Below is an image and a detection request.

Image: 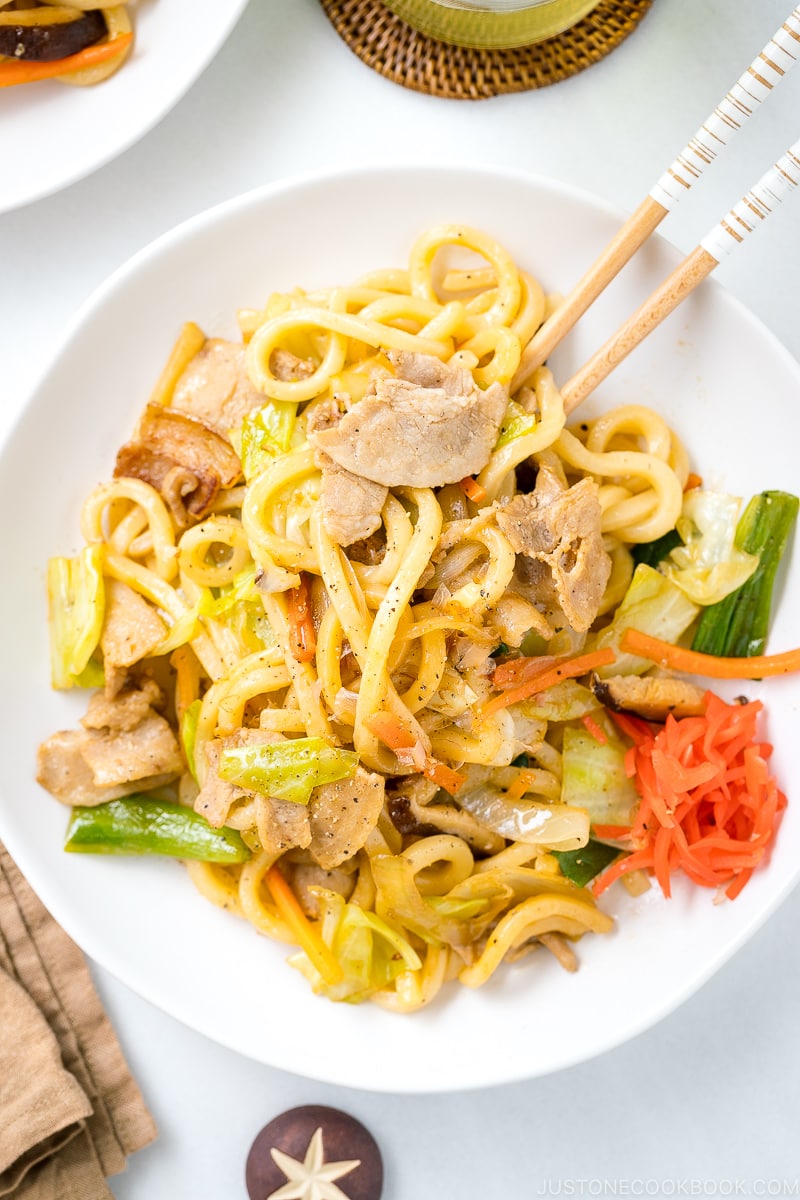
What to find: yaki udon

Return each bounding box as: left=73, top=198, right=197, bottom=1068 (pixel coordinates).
left=36, top=224, right=794, bottom=1009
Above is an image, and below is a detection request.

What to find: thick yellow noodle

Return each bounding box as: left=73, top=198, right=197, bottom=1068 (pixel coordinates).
left=59, top=223, right=691, bottom=1011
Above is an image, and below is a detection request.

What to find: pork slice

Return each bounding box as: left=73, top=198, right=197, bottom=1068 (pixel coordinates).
left=194, top=737, right=248, bottom=829
left=308, top=351, right=507, bottom=488
left=269, top=348, right=315, bottom=383
left=497, top=466, right=611, bottom=633
left=172, top=338, right=264, bottom=437
left=79, top=714, right=183, bottom=788
left=316, top=450, right=387, bottom=547
left=194, top=729, right=311, bottom=855
left=100, top=580, right=167, bottom=672
left=255, top=793, right=312, bottom=856
left=115, top=405, right=243, bottom=525
left=82, top=679, right=163, bottom=733
left=286, top=861, right=356, bottom=920
left=307, top=766, right=385, bottom=870
left=36, top=730, right=178, bottom=808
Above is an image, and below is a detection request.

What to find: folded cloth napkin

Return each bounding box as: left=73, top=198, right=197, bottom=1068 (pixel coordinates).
left=0, top=842, right=157, bottom=1198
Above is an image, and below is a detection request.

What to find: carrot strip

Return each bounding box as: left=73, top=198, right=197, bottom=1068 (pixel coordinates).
left=608, top=709, right=653, bottom=746
left=592, top=825, right=632, bottom=840
left=481, top=646, right=616, bottom=717
left=366, top=710, right=415, bottom=750
left=582, top=713, right=608, bottom=744
left=592, top=848, right=654, bottom=896
left=459, top=476, right=488, bottom=504
left=265, top=865, right=343, bottom=986
left=170, top=645, right=201, bottom=722
left=492, top=654, right=558, bottom=690
left=0, top=33, right=133, bottom=87
left=502, top=768, right=542, bottom=804
left=424, top=760, right=467, bottom=794
left=684, top=473, right=703, bottom=491
left=286, top=574, right=317, bottom=663
left=365, top=711, right=465, bottom=794
left=620, top=628, right=800, bottom=679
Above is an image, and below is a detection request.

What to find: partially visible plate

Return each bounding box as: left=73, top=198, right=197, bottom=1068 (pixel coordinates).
left=0, top=0, right=249, bottom=215
left=0, top=166, right=798, bottom=1092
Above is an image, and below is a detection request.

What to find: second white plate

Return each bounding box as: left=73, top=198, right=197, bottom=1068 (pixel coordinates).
left=0, top=0, right=249, bottom=215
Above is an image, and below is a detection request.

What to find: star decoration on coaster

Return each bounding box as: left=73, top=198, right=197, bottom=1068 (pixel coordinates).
left=266, top=1126, right=360, bottom=1200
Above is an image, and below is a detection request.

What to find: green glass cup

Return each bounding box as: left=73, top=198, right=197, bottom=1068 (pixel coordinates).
left=382, top=0, right=603, bottom=49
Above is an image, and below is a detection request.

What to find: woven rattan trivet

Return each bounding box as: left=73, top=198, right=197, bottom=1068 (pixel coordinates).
left=319, top=0, right=654, bottom=99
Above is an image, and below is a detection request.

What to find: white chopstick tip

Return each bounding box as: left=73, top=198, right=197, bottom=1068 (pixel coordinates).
left=701, top=138, right=800, bottom=262
left=649, top=8, right=800, bottom=212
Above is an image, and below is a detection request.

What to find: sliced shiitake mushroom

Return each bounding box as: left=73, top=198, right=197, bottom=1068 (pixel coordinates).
left=591, top=672, right=707, bottom=722
left=0, top=7, right=106, bottom=62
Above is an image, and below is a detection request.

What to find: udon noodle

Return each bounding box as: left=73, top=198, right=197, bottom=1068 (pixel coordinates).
left=38, top=224, right=696, bottom=1010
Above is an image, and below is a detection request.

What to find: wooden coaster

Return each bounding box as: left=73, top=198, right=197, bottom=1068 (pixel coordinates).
left=319, top=0, right=655, bottom=99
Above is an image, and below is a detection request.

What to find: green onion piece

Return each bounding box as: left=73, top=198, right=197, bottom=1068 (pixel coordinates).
left=47, top=546, right=106, bottom=690
left=553, top=839, right=621, bottom=888
left=64, top=797, right=251, bottom=863
left=495, top=399, right=538, bottom=448
left=217, top=736, right=358, bottom=805
left=691, top=490, right=799, bottom=657
left=632, top=527, right=682, bottom=568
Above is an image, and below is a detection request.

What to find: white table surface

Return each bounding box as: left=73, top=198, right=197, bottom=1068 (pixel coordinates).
left=2, top=1, right=800, bottom=1196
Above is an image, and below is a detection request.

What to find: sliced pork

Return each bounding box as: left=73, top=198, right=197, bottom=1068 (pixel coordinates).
left=497, top=464, right=611, bottom=633
left=317, top=451, right=387, bottom=547
left=100, top=580, right=167, bottom=674
left=308, top=351, right=507, bottom=488
left=36, top=683, right=182, bottom=807
left=172, top=339, right=265, bottom=437
left=114, top=404, right=243, bottom=526
left=307, top=766, right=385, bottom=869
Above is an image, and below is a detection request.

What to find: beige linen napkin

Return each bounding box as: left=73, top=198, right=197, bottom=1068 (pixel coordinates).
left=0, top=842, right=157, bottom=1198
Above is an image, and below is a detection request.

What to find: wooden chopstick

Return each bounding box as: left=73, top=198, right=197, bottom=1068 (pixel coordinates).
left=559, top=137, right=800, bottom=414
left=512, top=5, right=800, bottom=393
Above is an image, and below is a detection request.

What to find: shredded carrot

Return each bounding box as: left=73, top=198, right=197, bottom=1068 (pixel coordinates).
left=504, top=768, right=541, bottom=804
left=265, top=864, right=343, bottom=986
left=366, top=711, right=466, bottom=794
left=492, top=654, right=558, bottom=690
left=593, top=691, right=786, bottom=902
left=366, top=711, right=416, bottom=751
left=424, top=760, right=467, bottom=794
left=581, top=713, right=608, bottom=744
left=607, top=709, right=654, bottom=746
left=620, top=628, right=800, bottom=679
left=592, top=825, right=632, bottom=841
left=481, top=646, right=616, bottom=717
left=170, top=645, right=201, bottom=722
left=286, top=573, right=317, bottom=663
left=0, top=33, right=133, bottom=87
left=459, top=476, right=488, bottom=504
left=684, top=473, right=703, bottom=492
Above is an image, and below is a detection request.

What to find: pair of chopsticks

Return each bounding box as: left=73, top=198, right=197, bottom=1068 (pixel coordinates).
left=512, top=6, right=800, bottom=413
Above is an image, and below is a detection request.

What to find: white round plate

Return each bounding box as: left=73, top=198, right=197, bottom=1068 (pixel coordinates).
left=1, top=166, right=798, bottom=1093
left=0, top=0, right=249, bottom=215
